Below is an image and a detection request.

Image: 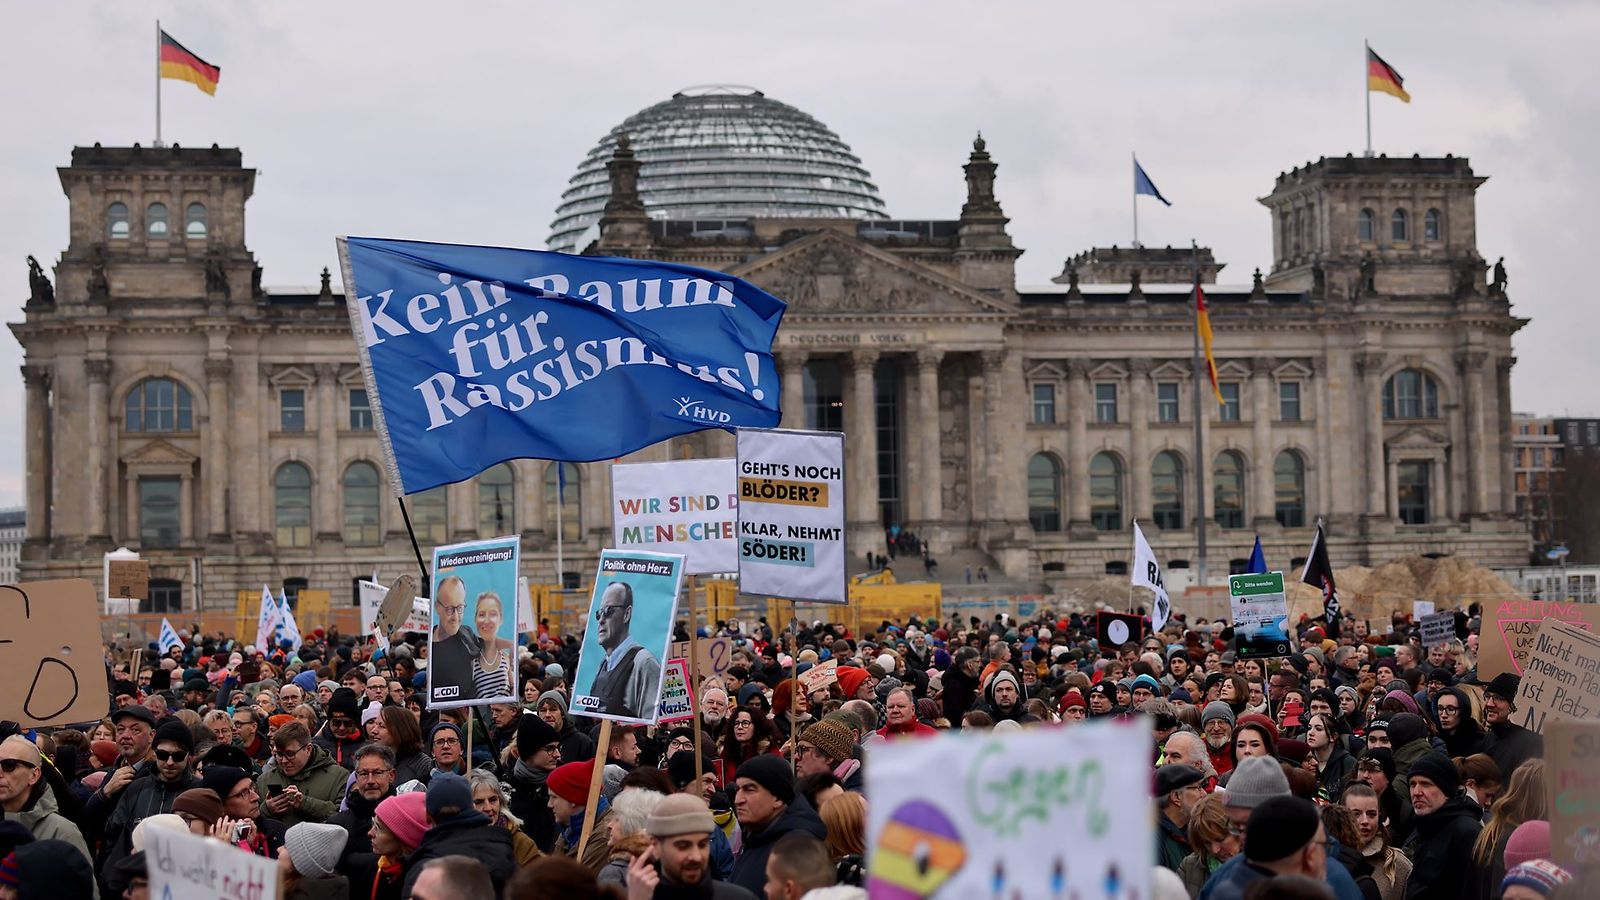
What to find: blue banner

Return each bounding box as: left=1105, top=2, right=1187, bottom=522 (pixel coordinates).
left=339, top=237, right=786, bottom=495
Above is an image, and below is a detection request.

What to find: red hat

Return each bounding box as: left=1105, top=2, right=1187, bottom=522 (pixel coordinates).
left=548, top=759, right=595, bottom=805
left=836, top=667, right=870, bottom=699
left=268, top=714, right=296, bottom=729
left=90, top=740, right=120, bottom=767
left=1059, top=689, right=1086, bottom=714
left=1236, top=712, right=1280, bottom=743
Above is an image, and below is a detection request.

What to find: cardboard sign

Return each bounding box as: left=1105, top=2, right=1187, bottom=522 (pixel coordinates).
left=1545, top=718, right=1600, bottom=871
left=358, top=579, right=431, bottom=649
left=107, top=559, right=150, bottom=601
left=612, top=458, right=738, bottom=575
left=658, top=658, right=695, bottom=723
left=147, top=823, right=278, bottom=900
left=1, top=580, right=112, bottom=727
left=735, top=428, right=847, bottom=603
left=1513, top=618, right=1600, bottom=734
left=570, top=549, right=685, bottom=725
left=1096, top=611, right=1144, bottom=648
left=1480, top=599, right=1600, bottom=680
left=1420, top=611, right=1455, bottom=649
left=799, top=659, right=839, bottom=694
left=374, top=574, right=421, bottom=638
left=1230, top=572, right=1293, bottom=659
left=865, top=716, right=1150, bottom=899
left=668, top=637, right=735, bottom=686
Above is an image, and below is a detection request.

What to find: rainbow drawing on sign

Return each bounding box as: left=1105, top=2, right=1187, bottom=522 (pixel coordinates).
left=869, top=800, right=966, bottom=899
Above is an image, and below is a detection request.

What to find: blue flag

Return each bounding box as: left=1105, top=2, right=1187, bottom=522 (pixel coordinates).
left=340, top=237, right=786, bottom=495
left=1134, top=158, right=1172, bottom=206
left=1248, top=536, right=1267, bottom=574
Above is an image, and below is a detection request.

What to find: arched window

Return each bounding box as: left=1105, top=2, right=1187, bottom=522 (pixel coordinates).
left=342, top=462, right=380, bottom=545
left=1213, top=451, right=1246, bottom=529
left=146, top=203, right=169, bottom=237
left=479, top=463, right=516, bottom=536
left=108, top=202, right=130, bottom=239
left=1357, top=208, right=1374, bottom=242
left=1382, top=369, right=1439, bottom=419
left=274, top=463, right=312, bottom=547
left=124, top=378, right=194, bottom=432
left=185, top=202, right=208, bottom=238
left=1392, top=208, right=1409, bottom=241
left=1274, top=451, right=1307, bottom=528
left=1152, top=451, right=1185, bottom=531
left=1027, top=454, right=1062, bottom=532
left=1424, top=208, right=1441, bottom=241
left=1089, top=453, right=1123, bottom=532
left=410, top=486, right=448, bottom=545
left=545, top=463, right=582, bottom=542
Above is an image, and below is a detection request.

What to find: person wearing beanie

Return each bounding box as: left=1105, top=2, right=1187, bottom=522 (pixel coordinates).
left=620, top=794, right=755, bottom=899
left=536, top=690, right=597, bottom=765
left=361, top=790, right=428, bottom=900
left=1244, top=796, right=1326, bottom=875
left=1500, top=859, right=1572, bottom=900
left=1222, top=716, right=1278, bottom=785
left=505, top=711, right=563, bottom=856
left=797, top=718, right=863, bottom=793
left=310, top=686, right=365, bottom=769
left=545, top=759, right=614, bottom=874
left=1059, top=688, right=1089, bottom=722
left=941, top=647, right=983, bottom=726
left=1502, top=819, right=1552, bottom=872
left=278, top=821, right=349, bottom=899
left=1483, top=672, right=1544, bottom=780
left=1201, top=701, right=1238, bottom=777
left=205, top=764, right=286, bottom=858
left=96, top=715, right=202, bottom=878
left=401, top=771, right=515, bottom=896
left=172, top=787, right=225, bottom=834
left=834, top=667, right=872, bottom=704
left=1404, top=751, right=1482, bottom=900
left=726, top=754, right=825, bottom=897
left=4, top=838, right=95, bottom=900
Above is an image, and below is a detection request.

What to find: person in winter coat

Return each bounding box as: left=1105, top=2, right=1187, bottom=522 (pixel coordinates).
left=2, top=838, right=96, bottom=900
left=536, top=690, right=597, bottom=763
left=310, top=688, right=367, bottom=771
left=505, top=712, right=563, bottom=853
left=258, top=722, right=351, bottom=826
left=625, top=794, right=757, bottom=899
left=1401, top=752, right=1483, bottom=900
left=978, top=668, right=1038, bottom=724
left=0, top=736, right=92, bottom=866
left=372, top=706, right=432, bottom=786
left=876, top=686, right=938, bottom=739
left=326, top=744, right=395, bottom=865
left=1306, top=713, right=1357, bottom=803
left=1155, top=764, right=1206, bottom=871
left=468, top=769, right=542, bottom=868
left=1434, top=688, right=1489, bottom=758
left=347, top=791, right=428, bottom=900
left=548, top=759, right=614, bottom=873
left=725, top=755, right=827, bottom=896
left=401, top=772, right=516, bottom=896
left=941, top=648, right=983, bottom=726
left=278, top=822, right=351, bottom=900
left=595, top=786, right=663, bottom=889
left=98, top=719, right=201, bottom=881
left=1482, top=674, right=1543, bottom=781
left=794, top=719, right=864, bottom=794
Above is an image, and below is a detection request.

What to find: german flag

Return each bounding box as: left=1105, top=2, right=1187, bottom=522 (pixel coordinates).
left=1196, top=284, right=1224, bottom=405
left=160, top=30, right=220, bottom=96
left=1367, top=46, right=1409, bottom=103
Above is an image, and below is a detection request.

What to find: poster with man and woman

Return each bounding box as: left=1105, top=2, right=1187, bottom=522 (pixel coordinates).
left=427, top=535, right=521, bottom=708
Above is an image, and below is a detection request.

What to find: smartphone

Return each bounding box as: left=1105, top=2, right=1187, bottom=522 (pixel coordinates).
left=231, top=821, right=253, bottom=842
left=267, top=784, right=285, bottom=797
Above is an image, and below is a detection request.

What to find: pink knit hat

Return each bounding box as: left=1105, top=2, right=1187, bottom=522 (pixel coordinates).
left=375, top=792, right=429, bottom=849
left=1503, top=819, right=1551, bottom=871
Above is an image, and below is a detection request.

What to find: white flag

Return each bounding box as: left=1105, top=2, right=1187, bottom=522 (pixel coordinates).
left=1131, top=521, right=1172, bottom=632
left=158, top=618, right=184, bottom=656
left=278, top=590, right=302, bottom=650
left=253, top=584, right=280, bottom=650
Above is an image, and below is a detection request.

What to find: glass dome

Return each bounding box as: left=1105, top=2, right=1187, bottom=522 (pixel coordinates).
left=547, top=85, right=888, bottom=253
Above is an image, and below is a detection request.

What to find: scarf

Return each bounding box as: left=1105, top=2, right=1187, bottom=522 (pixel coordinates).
left=513, top=757, right=549, bottom=787
left=371, top=856, right=404, bottom=900
left=560, top=795, right=611, bottom=848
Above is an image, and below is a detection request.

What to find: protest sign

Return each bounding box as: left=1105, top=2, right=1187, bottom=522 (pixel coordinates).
left=1, top=580, right=109, bottom=727
left=1230, top=572, right=1293, bottom=659
left=1096, top=611, right=1144, bottom=648
left=670, top=635, right=734, bottom=683
left=517, top=576, right=535, bottom=635
left=1545, top=718, right=1600, bottom=871
left=799, top=659, right=838, bottom=694
left=1513, top=618, right=1600, bottom=734
left=1420, top=611, right=1455, bottom=649
left=735, top=428, right=847, bottom=603
left=571, top=549, right=685, bottom=724
left=1132, top=522, right=1172, bottom=632
left=107, top=559, right=150, bottom=602
left=865, top=716, right=1149, bottom=900
left=1413, top=600, right=1435, bottom=618
left=147, top=823, right=277, bottom=900
left=1481, top=598, right=1600, bottom=680
left=658, top=658, right=695, bottom=724
left=612, top=458, right=738, bottom=575
left=338, top=237, right=785, bottom=495
left=372, top=573, right=420, bottom=640
left=428, top=536, right=521, bottom=708
left=359, top=580, right=431, bottom=650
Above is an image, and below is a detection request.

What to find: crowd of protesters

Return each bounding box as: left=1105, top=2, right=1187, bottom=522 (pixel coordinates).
left=0, top=599, right=1580, bottom=900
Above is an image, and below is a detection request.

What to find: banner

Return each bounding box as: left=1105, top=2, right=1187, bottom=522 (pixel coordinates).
left=1512, top=618, right=1600, bottom=734
left=1419, top=611, right=1455, bottom=649
left=1, top=580, right=111, bottom=727
left=735, top=428, right=847, bottom=603
left=338, top=237, right=785, bottom=495
left=1545, top=719, right=1600, bottom=872
left=253, top=584, right=279, bottom=650
left=147, top=824, right=278, bottom=900
left=611, top=458, right=738, bottom=575
left=1096, top=611, right=1144, bottom=648
left=1230, top=571, right=1292, bottom=659
left=865, top=717, right=1150, bottom=899
left=570, top=549, right=685, bottom=725
left=799, top=659, right=838, bottom=695
left=158, top=618, right=183, bottom=655
left=1480, top=598, right=1600, bottom=680
left=277, top=591, right=301, bottom=649
left=428, top=535, right=522, bottom=708
left=1131, top=522, right=1171, bottom=632
left=658, top=658, right=695, bottom=724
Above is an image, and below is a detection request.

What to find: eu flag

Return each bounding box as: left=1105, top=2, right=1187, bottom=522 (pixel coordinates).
left=1134, top=158, right=1172, bottom=206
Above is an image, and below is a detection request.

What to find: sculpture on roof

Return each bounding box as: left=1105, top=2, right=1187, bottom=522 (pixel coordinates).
left=86, top=243, right=109, bottom=301
left=205, top=254, right=230, bottom=298
left=1491, top=257, right=1507, bottom=295
left=26, top=255, right=53, bottom=307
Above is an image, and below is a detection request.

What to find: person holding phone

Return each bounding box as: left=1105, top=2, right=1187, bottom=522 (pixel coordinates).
left=201, top=765, right=286, bottom=858
left=626, top=794, right=756, bottom=900
left=256, top=722, right=350, bottom=827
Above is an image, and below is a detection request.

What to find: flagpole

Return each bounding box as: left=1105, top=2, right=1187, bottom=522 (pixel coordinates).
left=555, top=466, right=565, bottom=590
left=1363, top=39, right=1373, bottom=158
left=1191, top=247, right=1207, bottom=588
left=1131, top=153, right=1140, bottom=248
left=154, top=20, right=163, bottom=147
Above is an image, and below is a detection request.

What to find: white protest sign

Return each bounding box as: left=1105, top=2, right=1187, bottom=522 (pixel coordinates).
left=612, top=458, right=738, bottom=575
left=865, top=717, right=1150, bottom=899
left=517, top=576, right=535, bottom=635
left=799, top=659, right=838, bottom=694
left=1413, top=600, right=1436, bottom=618
left=147, top=824, right=278, bottom=899
left=1420, top=611, right=1455, bottom=649
left=735, top=428, right=847, bottom=603
left=358, top=580, right=430, bottom=649
left=659, top=658, right=695, bottom=723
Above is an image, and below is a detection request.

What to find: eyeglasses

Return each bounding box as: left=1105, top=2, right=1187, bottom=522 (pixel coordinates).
left=330, top=717, right=356, bottom=728
left=668, top=738, right=694, bottom=750
left=438, top=604, right=465, bottom=615
left=154, top=748, right=189, bottom=763
left=274, top=744, right=308, bottom=760
left=595, top=605, right=628, bottom=621
left=231, top=719, right=252, bottom=727
left=1437, top=705, right=1460, bottom=714
left=0, top=759, right=38, bottom=773
left=227, top=784, right=258, bottom=800
left=433, top=737, right=461, bottom=747
left=355, top=768, right=393, bottom=779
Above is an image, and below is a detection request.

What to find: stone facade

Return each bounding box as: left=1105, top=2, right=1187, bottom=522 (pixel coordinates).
left=11, top=141, right=1529, bottom=610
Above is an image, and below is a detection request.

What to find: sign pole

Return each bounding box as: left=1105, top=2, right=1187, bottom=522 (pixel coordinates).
left=789, top=600, right=800, bottom=775
left=576, top=719, right=612, bottom=860
left=687, top=574, right=703, bottom=769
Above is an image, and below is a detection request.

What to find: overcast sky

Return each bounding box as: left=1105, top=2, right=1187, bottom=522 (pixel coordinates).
left=3, top=2, right=1596, bottom=510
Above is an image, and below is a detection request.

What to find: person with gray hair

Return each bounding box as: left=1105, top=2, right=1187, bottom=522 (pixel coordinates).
left=838, top=700, right=877, bottom=745
left=411, top=854, right=497, bottom=900
left=597, top=786, right=667, bottom=887
left=466, top=769, right=539, bottom=867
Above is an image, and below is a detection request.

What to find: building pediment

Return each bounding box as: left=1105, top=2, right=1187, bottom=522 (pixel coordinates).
left=729, top=230, right=1016, bottom=317
left=121, top=438, right=199, bottom=467
left=1386, top=424, right=1450, bottom=450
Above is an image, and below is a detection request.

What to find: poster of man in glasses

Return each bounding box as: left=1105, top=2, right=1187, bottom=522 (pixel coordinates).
left=427, top=535, right=521, bottom=708
left=569, top=549, right=684, bottom=724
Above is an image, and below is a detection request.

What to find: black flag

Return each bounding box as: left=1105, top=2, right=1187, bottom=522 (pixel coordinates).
left=1300, top=523, right=1341, bottom=633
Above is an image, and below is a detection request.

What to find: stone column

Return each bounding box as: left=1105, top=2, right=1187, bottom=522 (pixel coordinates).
left=205, top=358, right=232, bottom=540
left=779, top=351, right=808, bottom=431
left=1497, top=357, right=1516, bottom=515
left=914, top=349, right=944, bottom=527
left=1250, top=358, right=1277, bottom=528
left=179, top=472, right=194, bottom=543
left=1356, top=352, right=1388, bottom=518
left=86, top=358, right=111, bottom=539
left=448, top=480, right=476, bottom=541
left=842, top=350, right=880, bottom=530
left=22, top=365, right=51, bottom=542
left=314, top=365, right=341, bottom=541
left=1066, top=359, right=1091, bottom=528
left=981, top=351, right=1009, bottom=529
left=1128, top=360, right=1152, bottom=525
left=1456, top=351, right=1489, bottom=517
